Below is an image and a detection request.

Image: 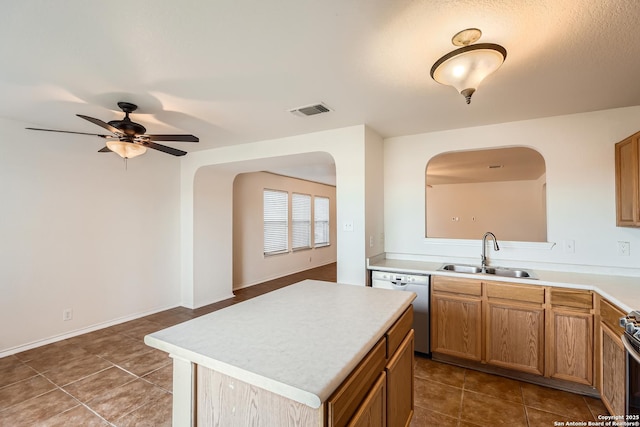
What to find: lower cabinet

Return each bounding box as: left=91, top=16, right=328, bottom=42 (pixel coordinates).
left=431, top=277, right=604, bottom=388
left=385, top=329, right=414, bottom=427
left=548, top=289, right=594, bottom=385
left=598, top=297, right=627, bottom=416
left=328, top=306, right=414, bottom=427
left=485, top=282, right=545, bottom=375
left=485, top=300, right=545, bottom=375
left=348, top=373, right=386, bottom=427
left=431, top=276, right=482, bottom=361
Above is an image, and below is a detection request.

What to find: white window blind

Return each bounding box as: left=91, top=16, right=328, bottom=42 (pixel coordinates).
left=292, top=193, right=311, bottom=250
left=264, top=189, right=288, bottom=255
left=314, top=196, right=330, bottom=246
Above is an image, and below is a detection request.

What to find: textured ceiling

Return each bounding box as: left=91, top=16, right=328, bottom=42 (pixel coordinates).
left=2, top=0, right=640, bottom=157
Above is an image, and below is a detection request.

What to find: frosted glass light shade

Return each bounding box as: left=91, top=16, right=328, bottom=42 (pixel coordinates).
left=431, top=43, right=507, bottom=104
left=106, top=140, right=147, bottom=159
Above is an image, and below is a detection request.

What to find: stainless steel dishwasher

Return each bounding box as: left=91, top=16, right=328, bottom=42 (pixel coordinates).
left=371, top=270, right=430, bottom=355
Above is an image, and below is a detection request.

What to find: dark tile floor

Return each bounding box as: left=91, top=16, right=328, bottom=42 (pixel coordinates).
left=0, top=263, right=609, bottom=426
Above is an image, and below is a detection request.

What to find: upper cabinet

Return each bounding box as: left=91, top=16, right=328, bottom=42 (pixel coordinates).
left=615, top=132, right=640, bottom=227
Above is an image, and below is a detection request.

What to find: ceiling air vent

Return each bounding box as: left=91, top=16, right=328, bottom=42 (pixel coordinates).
left=289, top=102, right=332, bottom=117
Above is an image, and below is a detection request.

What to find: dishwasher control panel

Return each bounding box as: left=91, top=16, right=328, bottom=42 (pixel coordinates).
left=371, top=270, right=429, bottom=285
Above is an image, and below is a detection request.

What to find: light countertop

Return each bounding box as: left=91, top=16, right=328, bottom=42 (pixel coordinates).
left=368, top=258, right=640, bottom=313
left=144, top=280, right=415, bottom=409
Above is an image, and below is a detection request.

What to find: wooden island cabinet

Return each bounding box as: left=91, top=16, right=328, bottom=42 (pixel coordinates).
left=146, top=280, right=416, bottom=427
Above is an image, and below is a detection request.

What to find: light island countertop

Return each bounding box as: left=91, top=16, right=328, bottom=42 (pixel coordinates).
left=368, top=258, right=640, bottom=313
left=144, top=280, right=415, bottom=409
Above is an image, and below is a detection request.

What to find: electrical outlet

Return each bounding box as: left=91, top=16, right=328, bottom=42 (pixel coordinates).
left=343, top=221, right=354, bottom=232
left=369, top=235, right=374, bottom=248
left=62, top=309, right=73, bottom=321
left=618, top=241, right=630, bottom=256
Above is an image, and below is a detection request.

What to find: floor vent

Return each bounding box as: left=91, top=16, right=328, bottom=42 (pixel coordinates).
left=289, top=103, right=332, bottom=117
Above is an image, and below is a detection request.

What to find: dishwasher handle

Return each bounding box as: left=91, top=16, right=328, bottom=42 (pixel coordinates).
left=391, top=281, right=408, bottom=290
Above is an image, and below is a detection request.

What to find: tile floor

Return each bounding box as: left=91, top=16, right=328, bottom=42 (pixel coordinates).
left=410, top=357, right=609, bottom=426
left=0, top=264, right=609, bottom=426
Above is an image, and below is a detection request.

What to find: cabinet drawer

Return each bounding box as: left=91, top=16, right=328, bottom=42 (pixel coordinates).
left=550, top=288, right=593, bottom=310
left=485, top=282, right=544, bottom=304
left=386, top=306, right=413, bottom=359
left=327, top=338, right=386, bottom=427
left=600, top=298, right=626, bottom=333
left=432, top=276, right=482, bottom=296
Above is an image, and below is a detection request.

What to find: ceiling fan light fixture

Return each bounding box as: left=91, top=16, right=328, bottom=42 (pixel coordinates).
left=106, top=140, right=147, bottom=159
left=430, top=29, right=507, bottom=104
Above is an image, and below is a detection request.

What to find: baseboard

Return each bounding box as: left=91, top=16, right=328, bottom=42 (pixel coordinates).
left=0, top=303, right=181, bottom=358
left=234, top=261, right=337, bottom=290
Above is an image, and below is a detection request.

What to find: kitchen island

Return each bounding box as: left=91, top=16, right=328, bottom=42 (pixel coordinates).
left=145, top=279, right=416, bottom=426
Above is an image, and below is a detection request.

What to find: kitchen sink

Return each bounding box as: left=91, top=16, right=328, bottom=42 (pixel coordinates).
left=484, top=267, right=535, bottom=279
left=440, top=264, right=483, bottom=274
left=439, top=264, right=536, bottom=279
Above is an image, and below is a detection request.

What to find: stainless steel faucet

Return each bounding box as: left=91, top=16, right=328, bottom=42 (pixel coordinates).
left=481, top=232, right=500, bottom=272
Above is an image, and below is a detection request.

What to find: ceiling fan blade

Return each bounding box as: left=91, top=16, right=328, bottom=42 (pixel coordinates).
left=26, top=127, right=110, bottom=138
left=145, top=134, right=199, bottom=142
left=98, top=146, right=112, bottom=152
left=144, top=141, right=188, bottom=156
left=76, top=114, right=121, bottom=135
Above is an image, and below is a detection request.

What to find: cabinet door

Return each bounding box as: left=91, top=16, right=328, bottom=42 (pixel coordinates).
left=549, top=310, right=593, bottom=385
left=616, top=135, right=640, bottom=226
left=485, top=301, right=544, bottom=375
left=385, top=329, right=414, bottom=427
left=347, top=372, right=386, bottom=427
left=601, top=324, right=626, bottom=416
left=431, top=293, right=482, bottom=361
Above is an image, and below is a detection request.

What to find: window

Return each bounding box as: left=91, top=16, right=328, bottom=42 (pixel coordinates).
left=292, top=193, right=311, bottom=250
left=314, top=196, right=330, bottom=247
left=263, top=189, right=288, bottom=255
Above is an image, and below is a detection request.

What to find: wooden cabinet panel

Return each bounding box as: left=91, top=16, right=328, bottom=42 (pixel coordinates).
left=485, top=282, right=544, bottom=304
left=600, top=298, right=626, bottom=333
left=550, top=289, right=593, bottom=311
left=615, top=133, right=640, bottom=226
left=385, top=329, right=414, bottom=427
left=432, top=293, right=482, bottom=361
left=386, top=306, right=413, bottom=359
left=485, top=301, right=545, bottom=375
left=549, top=310, right=593, bottom=385
left=328, top=339, right=386, bottom=427
left=601, top=324, right=626, bottom=416
left=347, top=373, right=386, bottom=427
left=432, top=276, right=482, bottom=296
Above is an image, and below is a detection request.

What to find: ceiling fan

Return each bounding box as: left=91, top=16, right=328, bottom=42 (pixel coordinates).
left=26, top=102, right=199, bottom=158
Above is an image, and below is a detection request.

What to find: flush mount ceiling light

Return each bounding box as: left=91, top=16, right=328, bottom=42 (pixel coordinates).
left=430, top=28, right=507, bottom=104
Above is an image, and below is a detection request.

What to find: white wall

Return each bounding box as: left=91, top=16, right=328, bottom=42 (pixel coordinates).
left=365, top=127, right=385, bottom=259
left=232, top=172, right=337, bottom=289
left=193, top=167, right=236, bottom=305
left=181, top=126, right=372, bottom=309
left=384, top=106, right=640, bottom=275
left=0, top=118, right=182, bottom=355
